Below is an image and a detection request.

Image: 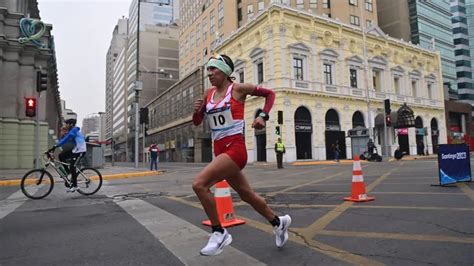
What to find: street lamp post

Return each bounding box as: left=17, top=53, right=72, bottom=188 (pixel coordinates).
left=360, top=4, right=372, bottom=140
left=134, top=81, right=143, bottom=168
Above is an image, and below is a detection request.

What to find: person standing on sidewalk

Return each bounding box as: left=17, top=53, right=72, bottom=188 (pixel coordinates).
left=274, top=138, right=286, bottom=169
left=192, top=54, right=291, bottom=256
left=149, top=143, right=159, bottom=171
left=333, top=140, right=340, bottom=162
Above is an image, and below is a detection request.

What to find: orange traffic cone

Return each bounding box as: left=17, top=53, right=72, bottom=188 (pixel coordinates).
left=202, top=180, right=246, bottom=227
left=344, top=155, right=375, bottom=202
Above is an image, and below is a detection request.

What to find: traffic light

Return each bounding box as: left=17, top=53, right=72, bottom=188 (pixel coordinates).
left=384, top=99, right=391, bottom=115
left=139, top=107, right=149, bottom=124
left=275, top=125, right=281, bottom=135
left=385, top=115, right=392, bottom=127
left=278, top=110, right=283, bottom=125
left=36, top=71, right=48, bottom=92
left=25, top=97, right=36, bottom=117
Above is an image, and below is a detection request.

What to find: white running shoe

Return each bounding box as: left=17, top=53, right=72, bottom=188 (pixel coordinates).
left=273, top=215, right=292, bottom=248
left=200, top=229, right=232, bottom=256
left=66, top=186, right=77, bottom=193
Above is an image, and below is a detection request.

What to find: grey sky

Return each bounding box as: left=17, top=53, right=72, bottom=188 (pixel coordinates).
left=38, top=0, right=131, bottom=127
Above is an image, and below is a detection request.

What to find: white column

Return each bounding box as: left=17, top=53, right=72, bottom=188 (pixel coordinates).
left=461, top=114, right=466, bottom=133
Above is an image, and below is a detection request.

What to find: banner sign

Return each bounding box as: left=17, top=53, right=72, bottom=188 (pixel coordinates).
left=295, top=123, right=313, bottom=132
left=438, top=144, right=471, bottom=185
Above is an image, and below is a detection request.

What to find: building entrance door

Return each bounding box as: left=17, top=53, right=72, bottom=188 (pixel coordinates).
left=294, top=107, right=312, bottom=160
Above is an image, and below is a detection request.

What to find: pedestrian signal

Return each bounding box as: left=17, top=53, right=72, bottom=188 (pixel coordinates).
left=25, top=97, right=36, bottom=117
left=386, top=115, right=392, bottom=127
left=275, top=125, right=281, bottom=135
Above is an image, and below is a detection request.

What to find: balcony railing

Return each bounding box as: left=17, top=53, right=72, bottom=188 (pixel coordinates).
left=283, top=78, right=443, bottom=108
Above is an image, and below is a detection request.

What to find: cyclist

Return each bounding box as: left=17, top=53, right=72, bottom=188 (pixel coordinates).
left=192, top=54, right=291, bottom=256
left=48, top=118, right=86, bottom=192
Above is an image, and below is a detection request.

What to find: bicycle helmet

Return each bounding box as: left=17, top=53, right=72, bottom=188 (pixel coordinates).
left=65, top=118, right=77, bottom=126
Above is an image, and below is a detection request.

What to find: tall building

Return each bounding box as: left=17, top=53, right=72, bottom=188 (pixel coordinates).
left=60, top=100, right=77, bottom=121
left=105, top=1, right=179, bottom=162
left=82, top=115, right=100, bottom=136
left=105, top=18, right=128, bottom=161
left=452, top=0, right=474, bottom=109
left=179, top=0, right=378, bottom=77
left=377, top=0, right=458, bottom=96
left=0, top=0, right=62, bottom=169
left=467, top=0, right=474, bottom=71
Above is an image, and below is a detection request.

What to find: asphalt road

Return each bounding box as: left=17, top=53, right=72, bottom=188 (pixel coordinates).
left=1, top=159, right=473, bottom=265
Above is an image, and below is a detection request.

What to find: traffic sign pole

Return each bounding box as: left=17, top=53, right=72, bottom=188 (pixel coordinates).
left=35, top=91, right=40, bottom=169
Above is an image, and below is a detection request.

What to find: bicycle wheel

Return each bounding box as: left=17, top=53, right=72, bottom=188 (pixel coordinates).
left=76, top=167, right=102, bottom=195
left=21, top=169, right=54, bottom=199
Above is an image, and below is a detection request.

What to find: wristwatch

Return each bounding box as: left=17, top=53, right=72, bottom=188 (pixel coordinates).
left=258, top=111, right=269, bottom=121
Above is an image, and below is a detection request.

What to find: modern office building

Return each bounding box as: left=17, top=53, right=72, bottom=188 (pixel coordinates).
left=467, top=0, right=474, bottom=71
left=82, top=115, right=100, bottom=136
left=105, top=1, right=179, bottom=162
left=144, top=67, right=209, bottom=163
left=377, top=0, right=458, bottom=96
left=105, top=18, right=128, bottom=161
left=179, top=0, right=379, bottom=78
left=451, top=0, right=474, bottom=109
left=60, top=100, right=77, bottom=121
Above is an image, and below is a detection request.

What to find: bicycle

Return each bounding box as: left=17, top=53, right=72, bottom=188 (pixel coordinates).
left=20, top=151, right=103, bottom=199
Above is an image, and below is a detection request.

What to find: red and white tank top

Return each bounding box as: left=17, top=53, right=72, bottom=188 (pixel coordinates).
left=205, top=83, right=245, bottom=141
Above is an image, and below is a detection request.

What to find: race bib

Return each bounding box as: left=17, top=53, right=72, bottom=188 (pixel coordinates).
left=207, top=106, right=234, bottom=131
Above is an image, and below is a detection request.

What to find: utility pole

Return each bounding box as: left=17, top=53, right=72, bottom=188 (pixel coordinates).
left=134, top=0, right=141, bottom=168
left=134, top=81, right=142, bottom=168
left=142, top=123, right=146, bottom=167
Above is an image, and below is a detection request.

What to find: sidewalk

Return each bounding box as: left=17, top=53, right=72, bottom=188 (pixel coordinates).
left=291, top=159, right=357, bottom=166
left=388, top=154, right=438, bottom=161
left=0, top=164, right=167, bottom=187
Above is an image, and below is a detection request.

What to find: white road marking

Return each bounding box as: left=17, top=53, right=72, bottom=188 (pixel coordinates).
left=115, top=197, right=266, bottom=266
left=0, top=189, right=35, bottom=220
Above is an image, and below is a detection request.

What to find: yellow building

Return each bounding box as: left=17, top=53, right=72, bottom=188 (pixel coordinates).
left=179, top=0, right=378, bottom=78
left=212, top=4, right=446, bottom=162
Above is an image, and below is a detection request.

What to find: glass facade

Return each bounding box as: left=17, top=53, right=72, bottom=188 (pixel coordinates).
left=452, top=0, right=474, bottom=105
left=408, top=0, right=458, bottom=92
left=466, top=0, right=474, bottom=85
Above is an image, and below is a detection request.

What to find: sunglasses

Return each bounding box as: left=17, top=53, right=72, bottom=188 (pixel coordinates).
left=209, top=54, right=227, bottom=64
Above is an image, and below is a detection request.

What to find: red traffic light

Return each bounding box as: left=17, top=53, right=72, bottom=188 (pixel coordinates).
left=25, top=97, right=36, bottom=117
left=385, top=115, right=392, bottom=127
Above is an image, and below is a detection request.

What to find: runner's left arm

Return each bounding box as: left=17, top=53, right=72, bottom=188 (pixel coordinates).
left=235, top=84, right=275, bottom=114
left=235, top=84, right=275, bottom=129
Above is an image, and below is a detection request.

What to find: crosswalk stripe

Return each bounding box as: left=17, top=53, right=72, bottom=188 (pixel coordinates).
left=0, top=189, right=33, bottom=220
left=115, top=198, right=266, bottom=266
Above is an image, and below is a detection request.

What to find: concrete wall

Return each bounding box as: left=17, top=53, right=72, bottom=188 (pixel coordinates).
left=0, top=118, right=51, bottom=169
left=0, top=2, right=62, bottom=169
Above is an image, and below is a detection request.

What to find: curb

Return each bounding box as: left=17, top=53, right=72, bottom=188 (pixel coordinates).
left=388, top=156, right=437, bottom=162
left=0, top=170, right=164, bottom=187
left=292, top=160, right=360, bottom=166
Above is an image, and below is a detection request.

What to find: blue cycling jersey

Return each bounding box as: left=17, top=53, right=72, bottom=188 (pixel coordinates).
left=56, top=127, right=87, bottom=153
